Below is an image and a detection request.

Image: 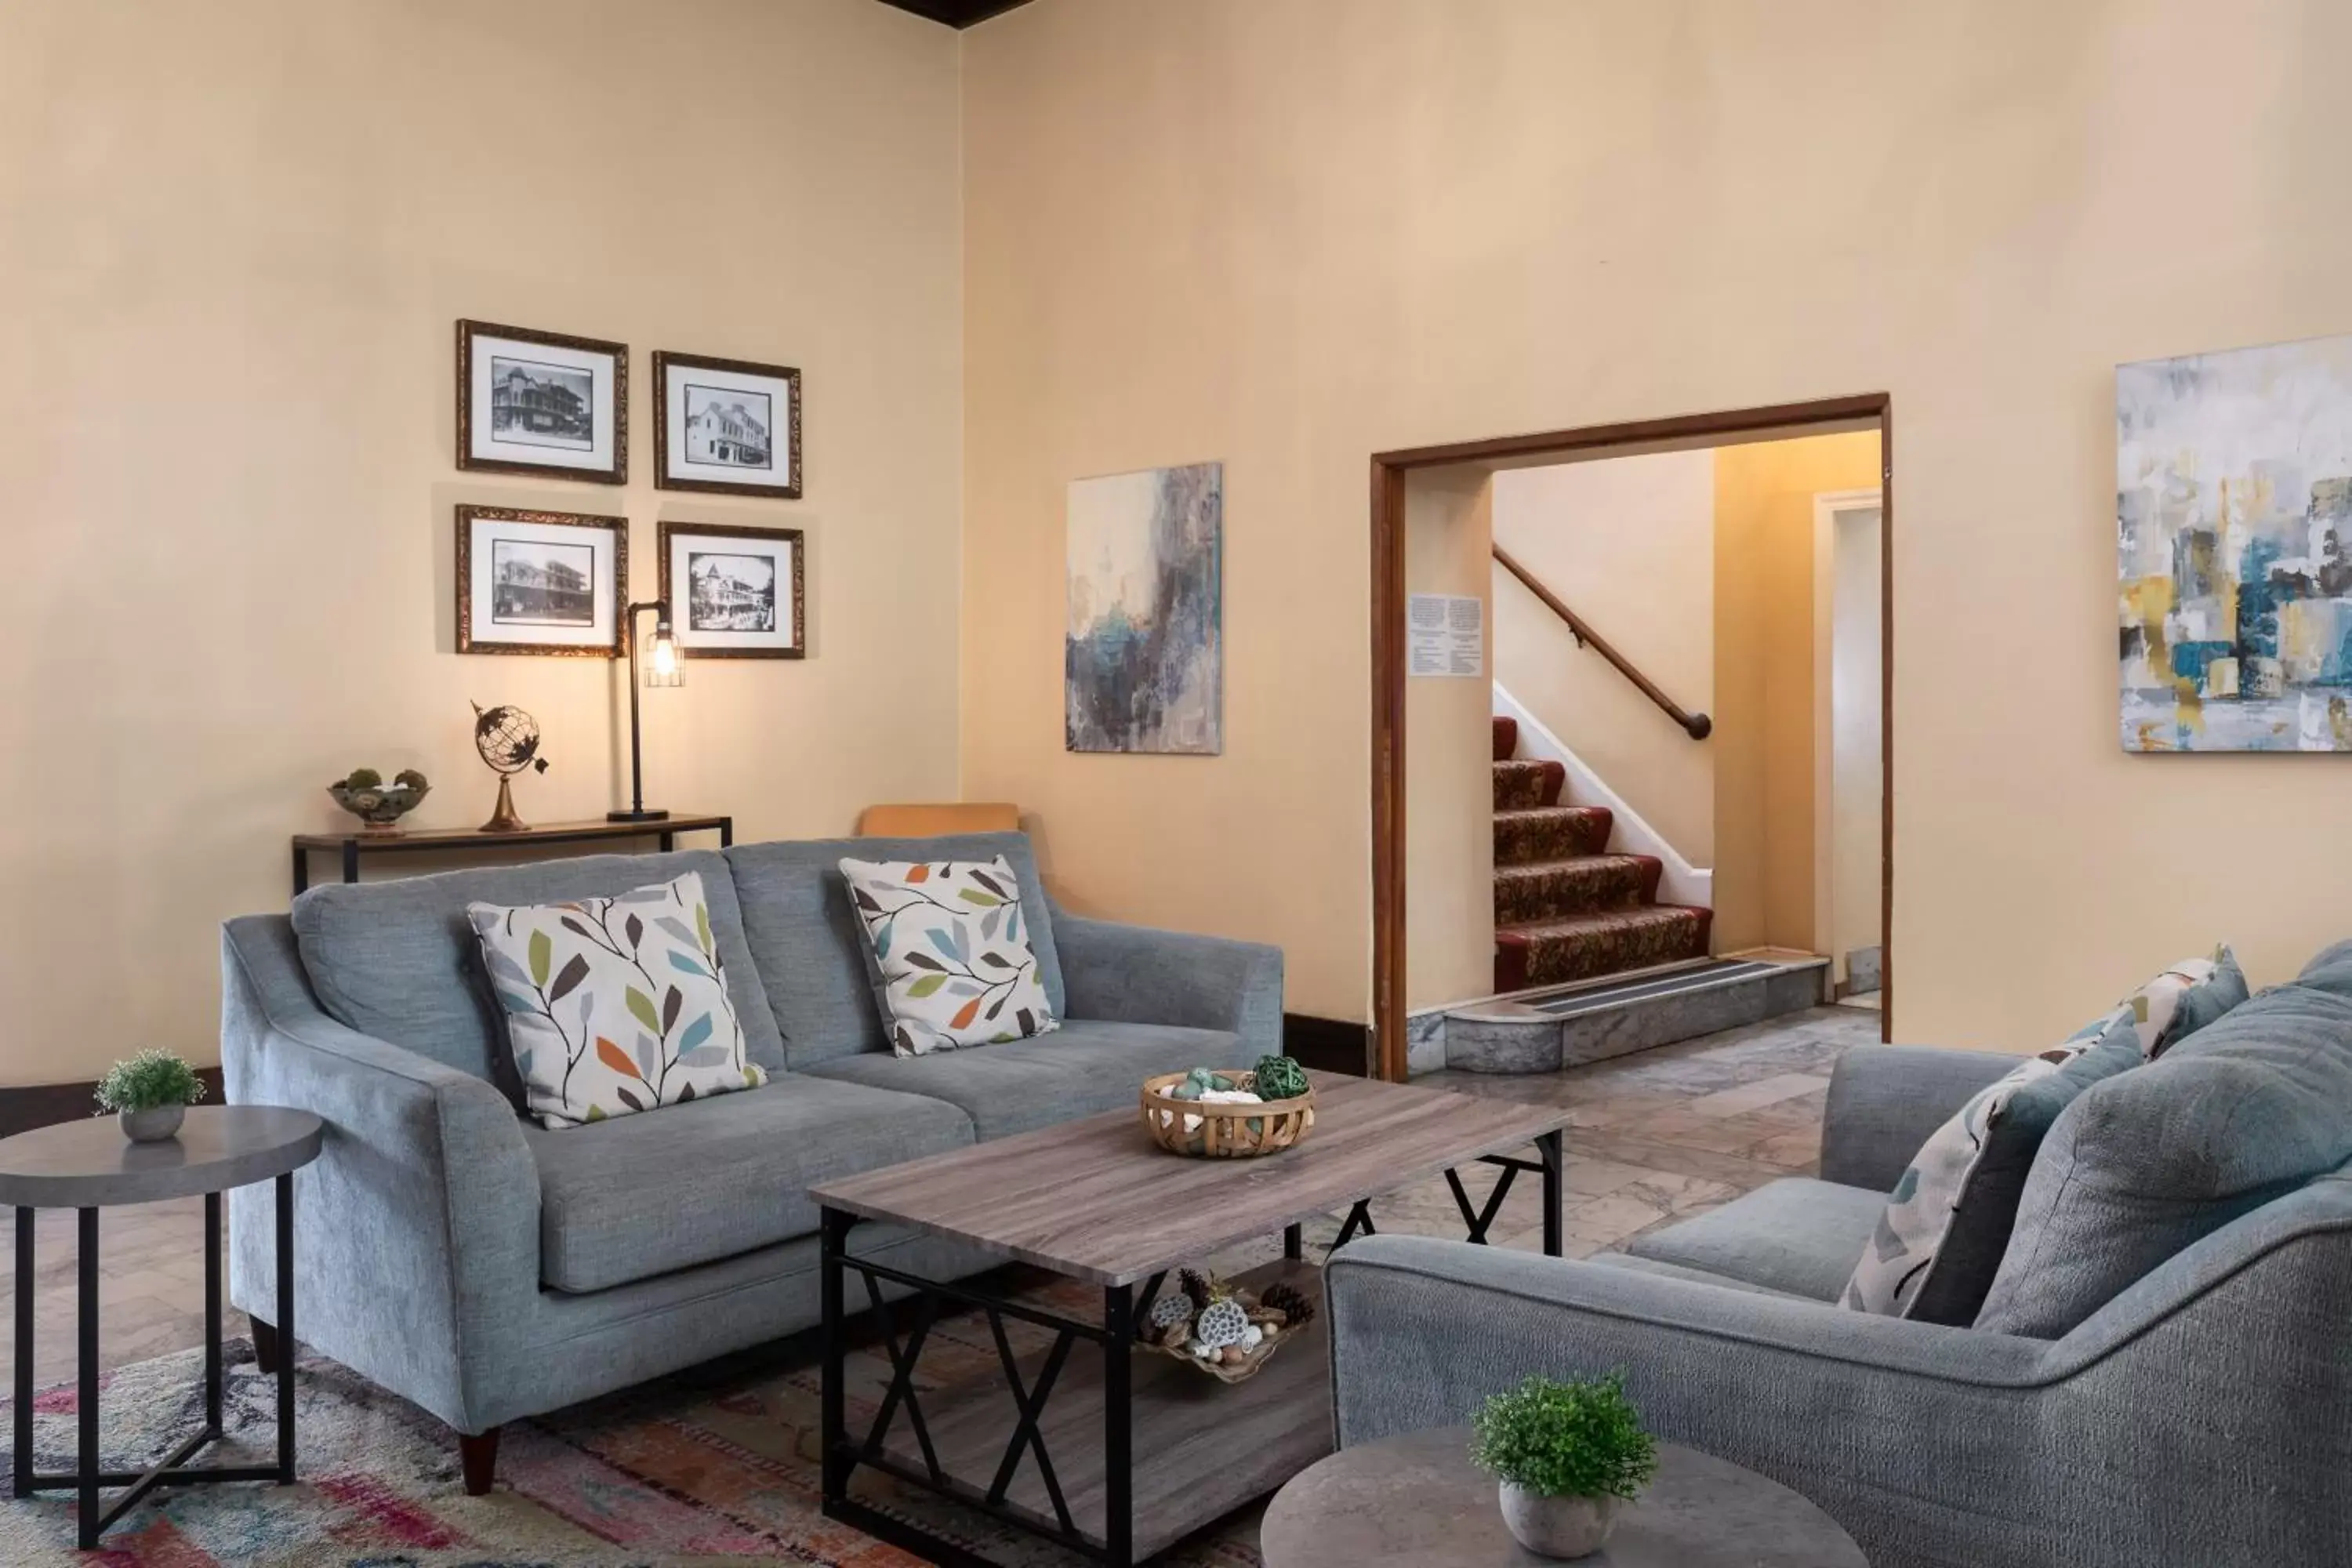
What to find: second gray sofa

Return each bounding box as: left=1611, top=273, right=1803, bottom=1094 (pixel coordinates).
left=220, top=830, right=1279, bottom=1491
left=1327, top=962, right=2352, bottom=1568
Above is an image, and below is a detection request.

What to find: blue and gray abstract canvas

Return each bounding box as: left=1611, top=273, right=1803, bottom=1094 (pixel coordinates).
left=1065, top=462, right=1223, bottom=755
left=2119, top=335, right=2352, bottom=751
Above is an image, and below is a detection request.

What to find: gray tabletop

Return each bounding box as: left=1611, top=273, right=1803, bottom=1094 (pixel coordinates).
left=1260, top=1426, right=1867, bottom=1568
left=0, top=1107, right=324, bottom=1208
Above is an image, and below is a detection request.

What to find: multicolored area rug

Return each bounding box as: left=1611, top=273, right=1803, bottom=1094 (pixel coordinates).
left=0, top=1309, right=1269, bottom=1566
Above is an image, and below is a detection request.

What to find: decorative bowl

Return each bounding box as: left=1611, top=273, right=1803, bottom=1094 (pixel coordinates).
left=1139, top=1069, right=1316, bottom=1158
left=328, top=774, right=430, bottom=833
left=1137, top=1272, right=1316, bottom=1384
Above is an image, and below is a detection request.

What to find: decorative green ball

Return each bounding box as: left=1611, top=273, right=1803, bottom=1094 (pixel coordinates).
left=344, top=767, right=383, bottom=789
left=1252, top=1054, right=1310, bottom=1101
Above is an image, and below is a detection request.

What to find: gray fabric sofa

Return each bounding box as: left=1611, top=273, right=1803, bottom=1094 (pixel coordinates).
left=220, top=830, right=1278, bottom=1490
left=1329, top=978, right=2352, bottom=1568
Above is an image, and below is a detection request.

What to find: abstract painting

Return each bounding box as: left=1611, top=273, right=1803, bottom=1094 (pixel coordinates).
left=1066, top=462, right=1223, bottom=754
left=2119, top=334, right=2352, bottom=751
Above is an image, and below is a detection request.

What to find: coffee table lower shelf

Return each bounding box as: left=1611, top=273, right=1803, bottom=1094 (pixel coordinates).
left=823, top=1247, right=1328, bottom=1567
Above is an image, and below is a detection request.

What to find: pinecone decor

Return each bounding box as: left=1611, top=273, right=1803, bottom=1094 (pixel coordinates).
left=1178, top=1268, right=1213, bottom=1312
left=1260, top=1280, right=1316, bottom=1329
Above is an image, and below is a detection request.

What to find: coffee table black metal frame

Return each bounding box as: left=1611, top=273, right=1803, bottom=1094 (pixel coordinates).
left=818, top=1134, right=1564, bottom=1568
left=0, top=1106, right=323, bottom=1548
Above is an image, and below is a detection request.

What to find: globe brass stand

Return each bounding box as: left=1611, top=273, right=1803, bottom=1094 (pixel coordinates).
left=482, top=775, right=528, bottom=834
left=611, top=601, right=682, bottom=824
left=470, top=702, right=548, bottom=834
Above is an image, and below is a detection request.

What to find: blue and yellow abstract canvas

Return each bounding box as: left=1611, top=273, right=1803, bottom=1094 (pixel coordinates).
left=1065, top=463, right=1223, bottom=754
left=2119, top=335, right=2352, bottom=751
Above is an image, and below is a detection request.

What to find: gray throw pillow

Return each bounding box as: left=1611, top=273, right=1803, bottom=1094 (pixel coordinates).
left=1842, top=1016, right=2144, bottom=1325
left=1975, top=981, right=2352, bottom=1338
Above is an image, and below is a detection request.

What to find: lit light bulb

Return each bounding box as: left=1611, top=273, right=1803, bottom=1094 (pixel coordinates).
left=647, top=622, right=681, bottom=686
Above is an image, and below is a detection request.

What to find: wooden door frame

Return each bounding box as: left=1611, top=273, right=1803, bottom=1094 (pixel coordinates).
left=1370, top=394, right=1895, bottom=1080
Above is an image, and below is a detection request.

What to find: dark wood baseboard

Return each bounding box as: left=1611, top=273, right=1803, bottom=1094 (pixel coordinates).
left=0, top=1067, right=226, bottom=1142
left=1283, top=1014, right=1371, bottom=1077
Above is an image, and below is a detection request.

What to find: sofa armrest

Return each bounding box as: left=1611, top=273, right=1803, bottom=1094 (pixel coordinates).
left=1049, top=912, right=1283, bottom=1056
left=220, top=916, right=539, bottom=1432
left=1327, top=1236, right=2058, bottom=1564
left=1819, top=1044, right=2020, bottom=1191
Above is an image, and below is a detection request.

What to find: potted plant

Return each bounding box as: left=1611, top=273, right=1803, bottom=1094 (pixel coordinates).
left=95, top=1049, right=207, bottom=1142
left=1471, top=1374, right=1659, bottom=1559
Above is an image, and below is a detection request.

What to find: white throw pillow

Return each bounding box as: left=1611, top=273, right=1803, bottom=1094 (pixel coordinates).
left=838, top=855, right=1058, bottom=1057
left=469, top=871, right=767, bottom=1128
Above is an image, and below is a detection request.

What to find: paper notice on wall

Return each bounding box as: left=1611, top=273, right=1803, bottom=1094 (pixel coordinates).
left=1407, top=593, right=1483, bottom=677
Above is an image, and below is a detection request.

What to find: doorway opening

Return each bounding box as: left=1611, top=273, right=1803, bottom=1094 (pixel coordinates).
left=1370, top=397, right=1894, bottom=1080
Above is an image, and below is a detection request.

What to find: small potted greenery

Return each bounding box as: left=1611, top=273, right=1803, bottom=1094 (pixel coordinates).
left=95, top=1050, right=207, bottom=1142
left=1471, top=1374, right=1659, bottom=1559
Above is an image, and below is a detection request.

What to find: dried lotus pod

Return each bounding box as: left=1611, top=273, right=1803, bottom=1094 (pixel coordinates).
left=1146, top=1291, right=1195, bottom=1334
left=1193, top=1296, right=1250, bottom=1349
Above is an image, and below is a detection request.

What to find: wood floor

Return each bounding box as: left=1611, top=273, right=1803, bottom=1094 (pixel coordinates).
left=0, top=1007, right=1869, bottom=1393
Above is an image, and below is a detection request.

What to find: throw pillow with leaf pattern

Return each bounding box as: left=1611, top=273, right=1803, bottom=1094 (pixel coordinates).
left=839, top=855, right=1059, bottom=1057
left=468, top=872, right=767, bottom=1129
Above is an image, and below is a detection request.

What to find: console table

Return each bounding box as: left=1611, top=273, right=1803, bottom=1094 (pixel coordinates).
left=291, top=813, right=732, bottom=895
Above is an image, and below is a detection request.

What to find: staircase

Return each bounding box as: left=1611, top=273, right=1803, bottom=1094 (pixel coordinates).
left=1491, top=715, right=1712, bottom=993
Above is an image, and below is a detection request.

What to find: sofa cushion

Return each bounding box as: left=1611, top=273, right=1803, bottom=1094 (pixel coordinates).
left=1625, top=1178, right=1886, bottom=1302
left=800, top=1018, right=1248, bottom=1140
left=292, top=849, right=785, bottom=1087
left=1588, top=1251, right=1813, bottom=1301
left=470, top=872, right=768, bottom=1128
left=727, top=833, right=1068, bottom=1069
left=1976, top=980, right=2352, bottom=1338
left=1838, top=1014, right=2146, bottom=1325
left=838, top=854, right=1060, bottom=1056
left=525, top=1073, right=974, bottom=1293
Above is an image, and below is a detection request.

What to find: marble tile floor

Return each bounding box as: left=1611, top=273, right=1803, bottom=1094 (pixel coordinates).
left=0, top=1007, right=1875, bottom=1392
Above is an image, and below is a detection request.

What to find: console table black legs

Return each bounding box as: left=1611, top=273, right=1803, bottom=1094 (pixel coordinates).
left=11, top=1173, right=298, bottom=1548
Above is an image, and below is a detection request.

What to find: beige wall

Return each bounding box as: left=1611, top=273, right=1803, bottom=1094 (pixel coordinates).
left=962, top=0, right=2352, bottom=1049
left=1403, top=470, right=1495, bottom=1011
left=1492, top=451, right=1716, bottom=864
left=0, top=0, right=965, bottom=1084
left=1712, top=433, right=1882, bottom=953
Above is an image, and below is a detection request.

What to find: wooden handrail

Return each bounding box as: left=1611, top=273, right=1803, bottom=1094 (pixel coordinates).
left=1492, top=544, right=1712, bottom=740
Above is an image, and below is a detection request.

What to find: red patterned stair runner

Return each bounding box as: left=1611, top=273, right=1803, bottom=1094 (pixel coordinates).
left=1491, top=714, right=1711, bottom=993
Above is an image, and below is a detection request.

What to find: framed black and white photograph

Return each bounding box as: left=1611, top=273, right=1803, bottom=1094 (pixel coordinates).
left=659, top=521, right=804, bottom=659
left=457, top=320, right=628, bottom=484
left=654, top=351, right=801, bottom=499
left=456, top=506, right=627, bottom=656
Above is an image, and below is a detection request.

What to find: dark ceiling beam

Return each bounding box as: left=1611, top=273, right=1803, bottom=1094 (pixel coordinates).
left=875, top=0, right=1036, bottom=28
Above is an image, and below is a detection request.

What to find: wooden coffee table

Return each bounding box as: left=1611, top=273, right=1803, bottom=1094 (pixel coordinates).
left=811, top=1072, right=1573, bottom=1568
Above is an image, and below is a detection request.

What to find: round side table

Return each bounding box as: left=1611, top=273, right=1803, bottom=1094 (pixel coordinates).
left=1261, top=1426, right=1867, bottom=1568
left=0, top=1105, right=323, bottom=1548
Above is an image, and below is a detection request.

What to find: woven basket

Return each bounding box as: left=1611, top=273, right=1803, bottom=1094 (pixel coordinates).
left=1139, top=1070, right=1316, bottom=1158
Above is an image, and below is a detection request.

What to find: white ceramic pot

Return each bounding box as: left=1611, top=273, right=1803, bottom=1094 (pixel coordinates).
left=1499, top=1483, right=1620, bottom=1559
left=118, top=1105, right=185, bottom=1143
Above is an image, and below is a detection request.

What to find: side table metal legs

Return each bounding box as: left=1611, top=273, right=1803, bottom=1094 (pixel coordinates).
left=9, top=1177, right=299, bottom=1548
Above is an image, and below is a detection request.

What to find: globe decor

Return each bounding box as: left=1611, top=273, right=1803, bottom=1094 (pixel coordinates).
left=472, top=701, right=549, bottom=833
